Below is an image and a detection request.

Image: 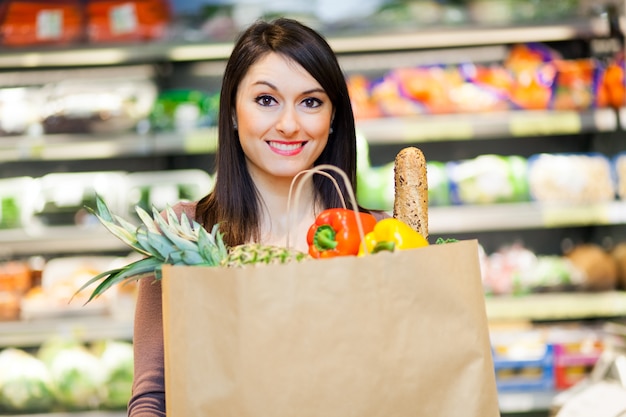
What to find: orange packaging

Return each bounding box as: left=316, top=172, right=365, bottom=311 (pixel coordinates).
left=0, top=0, right=84, bottom=46
left=86, top=0, right=171, bottom=43
left=0, top=261, right=32, bottom=294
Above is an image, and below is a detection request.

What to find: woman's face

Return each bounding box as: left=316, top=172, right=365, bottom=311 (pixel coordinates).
left=235, top=52, right=333, bottom=184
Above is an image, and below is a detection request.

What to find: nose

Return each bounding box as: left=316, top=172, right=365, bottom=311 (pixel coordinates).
left=275, top=107, right=300, bottom=136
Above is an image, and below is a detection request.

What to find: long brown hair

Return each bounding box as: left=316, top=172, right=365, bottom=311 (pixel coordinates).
left=196, top=17, right=358, bottom=246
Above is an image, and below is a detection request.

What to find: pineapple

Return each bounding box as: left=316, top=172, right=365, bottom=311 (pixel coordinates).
left=76, top=195, right=309, bottom=303
left=224, top=243, right=309, bottom=267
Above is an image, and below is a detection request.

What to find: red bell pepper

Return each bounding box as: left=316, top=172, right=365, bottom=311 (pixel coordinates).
left=306, top=208, right=377, bottom=258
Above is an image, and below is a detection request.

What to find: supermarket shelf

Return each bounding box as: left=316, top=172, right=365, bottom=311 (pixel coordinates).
left=0, top=128, right=218, bottom=162
left=0, top=108, right=618, bottom=163
left=429, top=201, right=626, bottom=234
left=3, top=201, right=626, bottom=256
left=486, top=291, right=626, bottom=322
left=0, top=226, right=128, bottom=258
left=358, top=108, right=619, bottom=144
left=499, top=390, right=556, bottom=414
left=0, top=20, right=607, bottom=68
left=0, top=315, right=133, bottom=348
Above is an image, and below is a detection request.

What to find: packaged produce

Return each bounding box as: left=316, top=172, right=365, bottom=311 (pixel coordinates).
left=528, top=153, right=615, bottom=203
left=552, top=58, right=596, bottom=110
left=0, top=176, right=38, bottom=229
left=32, top=171, right=127, bottom=227
left=40, top=78, right=158, bottom=135
left=369, top=75, right=424, bottom=117
left=0, top=87, right=42, bottom=137
left=481, top=243, right=584, bottom=295
left=596, top=54, right=625, bottom=108
left=459, top=63, right=512, bottom=112
left=565, top=243, right=618, bottom=291
left=346, top=74, right=382, bottom=120
left=504, top=43, right=558, bottom=110
left=21, top=255, right=123, bottom=319
left=0, top=0, right=84, bottom=46
left=447, top=154, right=529, bottom=205
left=86, top=0, right=171, bottom=43
left=149, top=89, right=219, bottom=132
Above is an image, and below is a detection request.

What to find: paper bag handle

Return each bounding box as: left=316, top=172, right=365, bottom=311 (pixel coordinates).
left=286, top=164, right=369, bottom=254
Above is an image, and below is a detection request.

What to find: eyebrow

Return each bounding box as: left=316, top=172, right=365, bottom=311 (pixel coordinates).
left=252, top=80, right=326, bottom=95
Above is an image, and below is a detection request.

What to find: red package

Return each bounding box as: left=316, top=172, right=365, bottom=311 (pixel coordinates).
left=0, top=0, right=84, bottom=46
left=86, top=0, right=171, bottom=43
left=596, top=53, right=626, bottom=109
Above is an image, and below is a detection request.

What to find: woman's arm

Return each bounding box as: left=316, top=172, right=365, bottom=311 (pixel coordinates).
left=127, top=276, right=166, bottom=417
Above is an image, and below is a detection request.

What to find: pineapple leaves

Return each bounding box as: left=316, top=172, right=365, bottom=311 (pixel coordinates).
left=86, top=195, right=149, bottom=256
left=75, top=257, right=165, bottom=304
left=78, top=194, right=232, bottom=304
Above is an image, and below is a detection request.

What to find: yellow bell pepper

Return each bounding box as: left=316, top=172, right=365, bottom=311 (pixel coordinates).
left=358, top=218, right=428, bottom=255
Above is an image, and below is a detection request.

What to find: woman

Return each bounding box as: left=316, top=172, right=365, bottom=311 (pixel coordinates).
left=128, top=17, right=382, bottom=416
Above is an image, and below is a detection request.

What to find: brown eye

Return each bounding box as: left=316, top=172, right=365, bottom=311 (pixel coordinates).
left=302, top=98, right=322, bottom=108
left=255, top=95, right=276, bottom=106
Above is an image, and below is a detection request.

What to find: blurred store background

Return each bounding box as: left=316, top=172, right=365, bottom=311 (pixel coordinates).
left=1, top=0, right=626, bottom=416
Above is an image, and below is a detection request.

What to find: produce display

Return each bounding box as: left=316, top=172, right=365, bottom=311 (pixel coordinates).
left=0, top=338, right=133, bottom=414
left=348, top=42, right=625, bottom=118
left=479, top=239, right=626, bottom=296
left=528, top=153, right=615, bottom=204
left=356, top=136, right=626, bottom=211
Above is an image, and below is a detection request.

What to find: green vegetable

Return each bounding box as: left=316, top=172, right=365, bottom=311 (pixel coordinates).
left=95, top=340, right=134, bottom=409
left=48, top=346, right=106, bottom=410
left=0, top=348, right=56, bottom=413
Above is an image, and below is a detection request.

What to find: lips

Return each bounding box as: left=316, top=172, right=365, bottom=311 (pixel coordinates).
left=267, top=140, right=306, bottom=156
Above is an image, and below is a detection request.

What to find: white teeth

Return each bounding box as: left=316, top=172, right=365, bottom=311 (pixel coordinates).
left=269, top=141, right=302, bottom=151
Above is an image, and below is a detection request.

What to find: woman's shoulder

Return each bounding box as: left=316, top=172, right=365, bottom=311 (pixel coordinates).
left=168, top=200, right=199, bottom=221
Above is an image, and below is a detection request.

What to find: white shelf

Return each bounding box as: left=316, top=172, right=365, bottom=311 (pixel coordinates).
left=0, top=128, right=218, bottom=162
left=0, top=315, right=133, bottom=348
left=358, top=108, right=618, bottom=144
left=0, top=21, right=607, bottom=68
left=486, top=291, right=626, bottom=322
left=430, top=201, right=626, bottom=234
left=0, top=226, right=128, bottom=258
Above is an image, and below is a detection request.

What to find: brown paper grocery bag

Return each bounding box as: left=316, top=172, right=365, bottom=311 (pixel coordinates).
left=162, top=239, right=499, bottom=417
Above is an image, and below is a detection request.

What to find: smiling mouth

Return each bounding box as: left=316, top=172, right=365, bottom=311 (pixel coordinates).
left=267, top=141, right=307, bottom=155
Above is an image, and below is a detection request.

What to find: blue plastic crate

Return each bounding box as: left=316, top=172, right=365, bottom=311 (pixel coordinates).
left=493, top=344, right=555, bottom=392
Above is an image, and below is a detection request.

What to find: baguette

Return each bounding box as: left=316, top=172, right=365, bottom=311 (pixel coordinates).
left=393, top=147, right=428, bottom=239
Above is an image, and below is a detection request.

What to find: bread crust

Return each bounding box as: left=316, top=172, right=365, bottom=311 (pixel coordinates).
left=393, top=147, right=428, bottom=239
